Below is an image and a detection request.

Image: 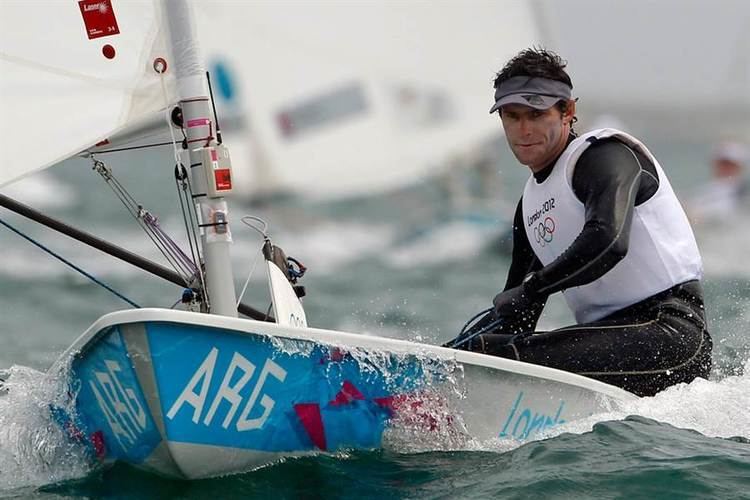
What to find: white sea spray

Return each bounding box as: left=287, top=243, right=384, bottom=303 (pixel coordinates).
left=0, top=365, right=90, bottom=490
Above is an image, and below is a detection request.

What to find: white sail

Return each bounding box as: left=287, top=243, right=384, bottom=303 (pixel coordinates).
left=0, top=0, right=177, bottom=188
left=193, top=2, right=539, bottom=199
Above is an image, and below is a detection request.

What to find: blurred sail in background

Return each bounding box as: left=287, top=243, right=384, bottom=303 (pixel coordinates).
left=193, top=1, right=539, bottom=201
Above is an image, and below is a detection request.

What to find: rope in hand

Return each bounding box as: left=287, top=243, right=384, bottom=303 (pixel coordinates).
left=442, top=307, right=504, bottom=349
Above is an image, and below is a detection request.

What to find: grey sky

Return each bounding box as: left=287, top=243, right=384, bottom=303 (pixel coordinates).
left=535, top=0, right=749, bottom=107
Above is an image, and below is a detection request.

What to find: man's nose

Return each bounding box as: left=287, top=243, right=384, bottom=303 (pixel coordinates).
left=519, top=117, right=532, bottom=135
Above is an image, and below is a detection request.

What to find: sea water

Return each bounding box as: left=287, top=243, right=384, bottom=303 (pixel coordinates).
left=0, top=137, right=748, bottom=498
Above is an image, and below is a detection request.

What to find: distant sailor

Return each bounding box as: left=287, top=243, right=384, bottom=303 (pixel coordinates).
left=687, top=141, right=749, bottom=224
left=449, top=48, right=712, bottom=397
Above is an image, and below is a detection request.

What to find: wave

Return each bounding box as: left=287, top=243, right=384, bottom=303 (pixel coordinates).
left=0, top=366, right=90, bottom=491
left=540, top=359, right=750, bottom=443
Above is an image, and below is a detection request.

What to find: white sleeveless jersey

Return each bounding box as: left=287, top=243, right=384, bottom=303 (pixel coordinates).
left=522, top=128, right=703, bottom=323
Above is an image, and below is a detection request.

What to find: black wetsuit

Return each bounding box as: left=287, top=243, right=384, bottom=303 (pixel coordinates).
left=462, top=134, right=712, bottom=397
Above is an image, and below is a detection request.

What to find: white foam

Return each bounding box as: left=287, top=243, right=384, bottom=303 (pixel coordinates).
left=0, top=366, right=90, bottom=491
left=542, top=359, right=750, bottom=442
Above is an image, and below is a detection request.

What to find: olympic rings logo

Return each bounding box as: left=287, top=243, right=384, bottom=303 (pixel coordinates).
left=534, top=216, right=555, bottom=246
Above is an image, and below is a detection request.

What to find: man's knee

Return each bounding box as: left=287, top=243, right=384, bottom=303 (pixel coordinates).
left=466, top=333, right=520, bottom=359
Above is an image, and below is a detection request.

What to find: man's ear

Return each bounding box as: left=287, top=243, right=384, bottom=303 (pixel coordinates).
left=563, top=99, right=576, bottom=125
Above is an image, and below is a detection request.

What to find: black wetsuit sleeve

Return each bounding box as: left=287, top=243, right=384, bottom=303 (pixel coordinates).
left=527, top=139, right=651, bottom=296
left=504, top=199, right=547, bottom=332
left=504, top=198, right=543, bottom=290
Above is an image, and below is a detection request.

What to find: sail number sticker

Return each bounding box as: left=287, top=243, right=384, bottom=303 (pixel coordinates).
left=78, top=0, right=120, bottom=40
left=166, top=348, right=287, bottom=432
left=88, top=359, right=148, bottom=451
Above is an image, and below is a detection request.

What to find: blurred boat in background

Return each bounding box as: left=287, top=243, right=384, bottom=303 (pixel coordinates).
left=193, top=1, right=539, bottom=203
left=190, top=2, right=539, bottom=258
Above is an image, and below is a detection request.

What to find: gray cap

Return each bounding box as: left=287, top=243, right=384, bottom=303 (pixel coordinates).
left=489, top=76, right=572, bottom=114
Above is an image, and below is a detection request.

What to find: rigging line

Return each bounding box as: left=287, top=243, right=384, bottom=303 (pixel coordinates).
left=174, top=163, right=201, bottom=265
left=236, top=243, right=264, bottom=307
left=97, top=169, right=186, bottom=279
left=175, top=174, right=199, bottom=265
left=174, top=165, right=204, bottom=263
left=141, top=223, right=193, bottom=282
left=108, top=173, right=143, bottom=212
left=154, top=224, right=198, bottom=275
left=93, top=159, right=196, bottom=284
left=237, top=217, right=270, bottom=307
left=106, top=179, right=191, bottom=277
left=141, top=213, right=198, bottom=277
left=108, top=166, right=195, bottom=279
left=160, top=71, right=183, bottom=166
left=133, top=207, right=198, bottom=282
left=138, top=211, right=186, bottom=263
left=93, top=161, right=140, bottom=218
left=444, top=308, right=503, bottom=349
left=135, top=219, right=189, bottom=279
left=241, top=216, right=270, bottom=239
left=180, top=166, right=209, bottom=305
left=111, top=182, right=142, bottom=220
left=0, top=216, right=140, bottom=309
left=161, top=71, right=208, bottom=300
left=176, top=173, right=203, bottom=281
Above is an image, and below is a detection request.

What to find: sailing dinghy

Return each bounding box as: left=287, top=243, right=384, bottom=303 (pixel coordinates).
left=0, top=0, right=636, bottom=479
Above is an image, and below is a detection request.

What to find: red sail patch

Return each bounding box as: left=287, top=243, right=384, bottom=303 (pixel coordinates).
left=79, top=0, right=120, bottom=40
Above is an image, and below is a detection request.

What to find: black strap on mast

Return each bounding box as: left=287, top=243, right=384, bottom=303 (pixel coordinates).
left=0, top=193, right=272, bottom=322
left=206, top=71, right=223, bottom=145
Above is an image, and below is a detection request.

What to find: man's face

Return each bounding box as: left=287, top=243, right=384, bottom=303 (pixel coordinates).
left=713, top=158, right=742, bottom=179
left=499, top=101, right=574, bottom=172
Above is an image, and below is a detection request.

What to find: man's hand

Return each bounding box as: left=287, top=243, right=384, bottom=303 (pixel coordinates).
left=492, top=284, right=535, bottom=320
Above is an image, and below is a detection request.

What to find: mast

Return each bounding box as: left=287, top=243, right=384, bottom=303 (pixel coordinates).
left=163, top=0, right=238, bottom=317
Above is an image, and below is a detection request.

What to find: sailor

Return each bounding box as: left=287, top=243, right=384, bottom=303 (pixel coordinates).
left=686, top=141, right=749, bottom=224
left=450, top=48, right=712, bottom=397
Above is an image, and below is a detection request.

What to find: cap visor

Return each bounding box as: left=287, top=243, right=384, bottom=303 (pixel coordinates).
left=489, top=94, right=562, bottom=114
